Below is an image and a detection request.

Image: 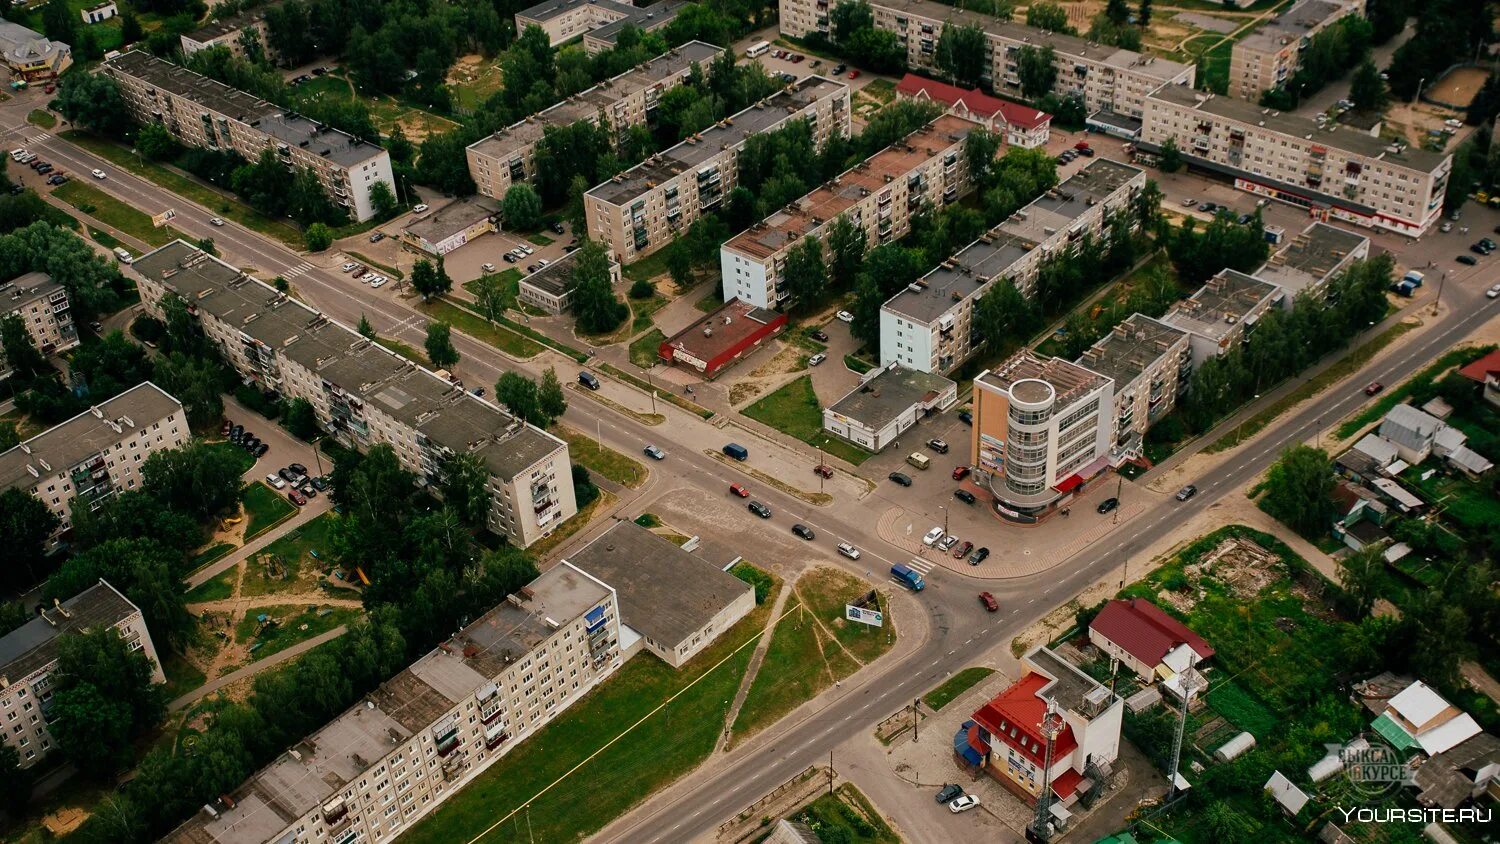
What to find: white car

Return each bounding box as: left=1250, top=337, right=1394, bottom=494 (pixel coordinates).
left=1488, top=283, right=1500, bottom=299
left=481, top=262, right=496, bottom=273
left=1445, top=118, right=1463, bottom=129
left=837, top=542, right=861, bottom=560
left=370, top=276, right=389, bottom=288
left=937, top=535, right=959, bottom=551
left=9, top=148, right=27, bottom=162
left=341, top=262, right=357, bottom=272
left=265, top=474, right=287, bottom=490
left=949, top=795, right=979, bottom=813
left=1441, top=222, right=1453, bottom=232
left=210, top=217, right=225, bottom=226
left=835, top=310, right=854, bottom=323
left=519, top=244, right=535, bottom=256
left=808, top=353, right=826, bottom=366
left=537, top=257, right=550, bottom=267
left=413, top=203, right=429, bottom=213
left=922, top=526, right=945, bottom=546
left=91, top=169, right=107, bottom=180
left=361, top=272, right=378, bottom=282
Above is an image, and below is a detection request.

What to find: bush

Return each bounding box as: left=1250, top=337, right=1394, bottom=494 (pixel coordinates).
left=304, top=222, right=333, bottom=251
left=130, top=314, right=165, bottom=344
left=628, top=279, right=655, bottom=299
left=234, top=384, right=281, bottom=419
left=730, top=562, right=773, bottom=604
left=572, top=464, right=599, bottom=508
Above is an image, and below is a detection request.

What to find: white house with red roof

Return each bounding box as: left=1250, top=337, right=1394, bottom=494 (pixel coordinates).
left=1457, top=349, right=1500, bottom=410
left=964, top=647, right=1122, bottom=814
left=1088, top=598, right=1215, bottom=684
left=895, top=73, right=1052, bottom=148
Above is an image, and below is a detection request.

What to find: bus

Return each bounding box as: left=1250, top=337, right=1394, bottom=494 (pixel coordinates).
left=745, top=40, right=771, bottom=58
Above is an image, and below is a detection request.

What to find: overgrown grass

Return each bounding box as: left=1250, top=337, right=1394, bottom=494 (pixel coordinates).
left=235, top=604, right=360, bottom=661
left=239, top=482, right=296, bottom=541
left=52, top=180, right=191, bottom=248
left=628, top=328, right=666, bottom=367
left=185, top=565, right=238, bottom=603
left=419, top=298, right=546, bottom=359
left=732, top=597, right=858, bottom=739
left=792, top=783, right=900, bottom=844
left=630, top=294, right=669, bottom=334
left=241, top=513, right=339, bottom=598
left=203, top=440, right=257, bottom=476
left=160, top=652, right=208, bottom=702
left=923, top=667, right=996, bottom=711
left=553, top=425, right=648, bottom=488
left=1334, top=345, right=1497, bottom=439
left=795, top=567, right=894, bottom=665
left=844, top=354, right=874, bottom=374
left=742, top=376, right=874, bottom=466
left=622, top=248, right=674, bottom=283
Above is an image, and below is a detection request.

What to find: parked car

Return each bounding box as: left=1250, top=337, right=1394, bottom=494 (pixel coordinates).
left=808, top=352, right=826, bottom=366
left=1364, top=381, right=1384, bottom=396
left=968, top=546, right=990, bottom=565
left=266, top=474, right=287, bottom=489
left=949, top=795, right=980, bottom=813
left=301, top=484, right=318, bottom=498
left=927, top=438, right=949, bottom=454
left=311, top=476, right=329, bottom=491
left=413, top=204, right=429, bottom=213
left=503, top=253, right=518, bottom=263
left=952, top=466, right=970, bottom=480
left=519, top=244, right=534, bottom=255
left=371, top=277, right=389, bottom=288
left=953, top=540, right=973, bottom=559
left=1096, top=497, right=1119, bottom=514
left=957, top=410, right=972, bottom=425
left=791, top=523, right=815, bottom=540
left=729, top=483, right=750, bottom=498
left=1471, top=243, right=1491, bottom=255
left=847, top=69, right=860, bottom=79
left=1176, top=484, right=1198, bottom=501
left=1488, top=283, right=1500, bottom=299
left=835, top=310, right=854, bottom=322
left=748, top=500, right=772, bottom=518
left=289, top=463, right=307, bottom=475
left=978, top=592, right=999, bottom=612
left=253, top=442, right=269, bottom=458
left=810, top=329, right=829, bottom=341
left=888, top=471, right=912, bottom=487
left=833, top=64, right=847, bottom=74
left=1076, top=146, right=1095, bottom=157
left=922, top=526, right=944, bottom=546
left=954, top=489, right=977, bottom=505
left=643, top=445, right=666, bottom=460
left=1181, top=196, right=1198, bottom=207
left=481, top=263, right=496, bottom=273
left=278, top=468, right=296, bottom=482
left=471, top=387, right=486, bottom=397
left=369, top=232, right=385, bottom=242
left=813, top=463, right=834, bottom=478
left=288, top=490, right=307, bottom=506
left=937, top=534, right=959, bottom=551
left=550, top=221, right=566, bottom=234
left=46, top=174, right=65, bottom=185
left=342, top=262, right=358, bottom=272
left=1457, top=255, right=1478, bottom=266
left=936, top=784, right=964, bottom=804
left=837, top=542, right=860, bottom=560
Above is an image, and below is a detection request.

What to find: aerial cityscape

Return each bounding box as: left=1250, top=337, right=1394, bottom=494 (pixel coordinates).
left=0, top=0, right=1496, bottom=840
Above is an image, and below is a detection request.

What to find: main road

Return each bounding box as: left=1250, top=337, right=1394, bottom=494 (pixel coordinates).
left=8, top=108, right=1497, bottom=841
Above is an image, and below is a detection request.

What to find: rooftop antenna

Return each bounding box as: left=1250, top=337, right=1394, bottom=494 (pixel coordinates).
left=1028, top=701, right=1066, bottom=842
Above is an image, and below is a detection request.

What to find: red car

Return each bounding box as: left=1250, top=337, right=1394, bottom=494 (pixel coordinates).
left=848, top=70, right=860, bottom=79
left=953, top=540, right=973, bottom=559
left=979, top=592, right=999, bottom=612
left=1364, top=381, right=1384, bottom=396
left=288, top=490, right=307, bottom=506
left=730, top=483, right=750, bottom=498
left=952, top=466, right=970, bottom=481
left=814, top=464, right=834, bottom=478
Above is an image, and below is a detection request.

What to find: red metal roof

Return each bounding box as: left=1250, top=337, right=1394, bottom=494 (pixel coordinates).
left=1089, top=599, right=1215, bottom=668
left=972, top=673, right=1078, bottom=767
left=1457, top=350, right=1500, bottom=384
left=1050, top=767, right=1084, bottom=800
left=894, top=73, right=1052, bottom=130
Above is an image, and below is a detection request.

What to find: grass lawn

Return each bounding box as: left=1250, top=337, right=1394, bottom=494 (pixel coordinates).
left=923, top=667, right=996, bottom=710
left=795, top=567, right=894, bottom=664
left=461, top=268, right=523, bottom=311
left=743, top=376, right=874, bottom=466
left=732, top=597, right=859, bottom=740
left=88, top=227, right=121, bottom=249
left=190, top=542, right=236, bottom=571
left=449, top=59, right=504, bottom=112
left=527, top=489, right=616, bottom=559
left=241, top=512, right=339, bottom=598
left=52, top=180, right=191, bottom=248
left=186, top=565, right=238, bottom=603
left=421, top=298, right=547, bottom=359
left=553, top=425, right=648, bottom=488
left=160, top=651, right=209, bottom=702
left=629, top=294, right=669, bottom=334
left=203, top=439, right=256, bottom=476
left=60, top=131, right=304, bottom=249
left=400, top=579, right=780, bottom=844
left=792, top=783, right=900, bottom=844
left=599, top=363, right=714, bottom=419
left=375, top=335, right=426, bottom=365
left=445, top=295, right=588, bottom=362
left=366, top=95, right=461, bottom=141
left=1334, top=345, right=1496, bottom=439
left=861, top=78, right=896, bottom=103
left=239, top=482, right=296, bottom=542
left=628, top=328, right=666, bottom=367
left=526, top=233, right=554, bottom=246
left=622, top=249, right=674, bottom=283
left=26, top=109, right=55, bottom=129
left=843, top=354, right=874, bottom=374
left=235, top=604, right=360, bottom=661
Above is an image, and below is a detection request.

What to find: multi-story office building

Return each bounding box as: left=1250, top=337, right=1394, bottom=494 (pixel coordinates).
left=1161, top=268, right=1286, bottom=368
left=1074, top=314, right=1190, bottom=460
left=721, top=113, right=980, bottom=308
left=163, top=562, right=622, bottom=844
left=780, top=0, right=1194, bottom=126
left=1140, top=84, right=1451, bottom=236
left=971, top=351, right=1113, bottom=518
left=515, top=0, right=687, bottom=51
left=131, top=242, right=576, bottom=548
left=1228, top=0, right=1364, bottom=101
left=880, top=158, right=1146, bottom=374
left=0, top=580, right=164, bottom=769
left=179, top=2, right=279, bottom=60
left=466, top=42, right=722, bottom=200
left=102, top=51, right=396, bottom=222
left=0, top=382, right=187, bottom=541
left=585, top=76, right=851, bottom=264
left=1, top=273, right=78, bottom=371
left=1256, top=220, right=1370, bottom=297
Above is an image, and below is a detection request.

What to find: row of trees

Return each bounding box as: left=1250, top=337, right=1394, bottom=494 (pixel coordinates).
left=1385, top=0, right=1490, bottom=102
left=819, top=0, right=908, bottom=75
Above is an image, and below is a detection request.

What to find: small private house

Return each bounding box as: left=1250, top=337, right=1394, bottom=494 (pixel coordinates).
left=822, top=363, right=957, bottom=453
left=1360, top=677, right=1500, bottom=809
left=1087, top=599, right=1214, bottom=684
left=1457, top=349, right=1500, bottom=409
left=515, top=251, right=621, bottom=315
left=1377, top=403, right=1493, bottom=477
left=80, top=1, right=118, bottom=23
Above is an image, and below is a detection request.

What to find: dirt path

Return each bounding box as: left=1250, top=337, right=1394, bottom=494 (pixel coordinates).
left=719, top=587, right=797, bottom=751
left=187, top=594, right=364, bottom=614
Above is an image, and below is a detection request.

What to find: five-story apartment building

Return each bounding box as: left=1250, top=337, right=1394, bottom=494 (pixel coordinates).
left=1228, top=0, right=1364, bottom=101
left=1, top=273, right=78, bottom=372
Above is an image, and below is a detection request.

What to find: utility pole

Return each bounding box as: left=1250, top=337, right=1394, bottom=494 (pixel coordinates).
left=1167, top=667, right=1207, bottom=802
left=829, top=750, right=835, bottom=795
left=1028, top=703, right=1066, bottom=842
left=1112, top=475, right=1123, bottom=525
left=643, top=365, right=657, bottom=414
left=1431, top=271, right=1446, bottom=317
left=912, top=698, right=920, bottom=741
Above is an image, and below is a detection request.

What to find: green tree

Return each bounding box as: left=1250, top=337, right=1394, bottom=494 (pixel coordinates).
left=935, top=24, right=988, bottom=88
left=1158, top=136, right=1183, bottom=173
left=1260, top=445, right=1336, bottom=539
left=848, top=272, right=884, bottom=357
left=1138, top=0, right=1152, bottom=26
left=495, top=371, right=543, bottom=427
left=424, top=321, right=459, bottom=369
left=152, top=352, right=224, bottom=431
left=570, top=240, right=627, bottom=333
left=1016, top=45, right=1058, bottom=100
left=369, top=181, right=399, bottom=220
left=358, top=313, right=376, bottom=339
left=46, top=537, right=194, bottom=649
left=409, top=259, right=452, bottom=301
left=1337, top=546, right=1385, bottom=618
left=629, top=279, right=656, bottom=299
left=2, top=313, right=49, bottom=379
left=274, top=276, right=289, bottom=293
left=1025, top=2, right=1071, bottom=33
left=41, top=0, right=77, bottom=48
left=832, top=0, right=874, bottom=42
left=136, top=123, right=180, bottom=161
left=1349, top=59, right=1389, bottom=113
left=973, top=279, right=1037, bottom=354
left=502, top=184, right=543, bottom=231
left=472, top=273, right=509, bottom=324
left=538, top=366, right=568, bottom=424
left=1105, top=0, right=1130, bottom=26
left=120, top=11, right=143, bottom=44
left=49, top=627, right=164, bottom=779
left=439, top=453, right=491, bottom=530
left=50, top=681, right=135, bottom=778
left=69, top=490, right=201, bottom=553
left=303, top=222, right=333, bottom=252
left=826, top=214, right=867, bottom=291
left=783, top=235, right=827, bottom=312
left=142, top=441, right=244, bottom=521
left=571, top=464, right=599, bottom=508
left=0, top=487, right=60, bottom=591
left=281, top=397, right=319, bottom=440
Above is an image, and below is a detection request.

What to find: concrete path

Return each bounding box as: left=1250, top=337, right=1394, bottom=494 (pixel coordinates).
left=720, top=584, right=797, bottom=752
left=187, top=493, right=332, bottom=589
left=168, top=625, right=349, bottom=712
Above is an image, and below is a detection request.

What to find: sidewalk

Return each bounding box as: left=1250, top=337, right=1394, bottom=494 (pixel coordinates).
left=187, top=494, right=333, bottom=589
left=168, top=625, right=349, bottom=711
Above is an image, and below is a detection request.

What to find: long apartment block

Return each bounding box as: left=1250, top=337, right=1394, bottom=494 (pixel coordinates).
left=0, top=382, right=188, bottom=542
left=780, top=0, right=1194, bottom=123
left=516, top=0, right=686, bottom=51
left=1140, top=85, right=1451, bottom=236
left=1074, top=314, right=1190, bottom=456
left=2, top=272, right=78, bottom=372
left=466, top=42, right=722, bottom=201
left=101, top=51, right=395, bottom=222
left=721, top=113, right=981, bottom=308
left=130, top=242, right=576, bottom=548
left=880, top=158, right=1146, bottom=374
left=164, top=562, right=623, bottom=844
left=1228, top=0, right=1364, bottom=101
left=0, top=580, right=164, bottom=769
left=584, top=75, right=851, bottom=264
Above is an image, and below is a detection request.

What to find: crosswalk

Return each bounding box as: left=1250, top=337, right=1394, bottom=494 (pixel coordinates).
left=904, top=557, right=935, bottom=575
left=27, top=132, right=51, bottom=144
left=281, top=262, right=315, bottom=279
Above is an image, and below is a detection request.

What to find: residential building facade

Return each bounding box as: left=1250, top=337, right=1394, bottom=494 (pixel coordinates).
left=466, top=42, right=722, bottom=200
left=0, top=580, right=164, bottom=769
left=515, top=0, right=686, bottom=50
left=102, top=51, right=396, bottom=222
left=0, top=382, right=187, bottom=541
left=1074, top=314, right=1189, bottom=460
left=131, top=242, right=576, bottom=548
left=1, top=273, right=78, bottom=371
left=585, top=76, right=851, bottom=264
left=894, top=73, right=1052, bottom=148
left=1228, top=0, right=1364, bottom=101
left=163, top=562, right=623, bottom=844
left=880, top=158, right=1145, bottom=374
left=1140, top=84, right=1451, bottom=236
left=721, top=113, right=980, bottom=308
left=80, top=2, right=118, bottom=24
left=179, top=2, right=277, bottom=59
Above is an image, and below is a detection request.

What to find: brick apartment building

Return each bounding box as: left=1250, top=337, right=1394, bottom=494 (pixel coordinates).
left=130, top=242, right=576, bottom=549
left=1228, top=0, right=1365, bottom=101
left=720, top=113, right=980, bottom=309
left=584, top=76, right=851, bottom=264
left=466, top=42, right=722, bottom=201
left=101, top=51, right=396, bottom=222
left=1, top=273, right=78, bottom=372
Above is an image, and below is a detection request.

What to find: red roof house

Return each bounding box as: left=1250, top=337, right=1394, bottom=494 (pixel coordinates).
left=658, top=298, right=787, bottom=379
left=1088, top=599, right=1214, bottom=683
left=1457, top=349, right=1500, bottom=410
left=894, top=74, right=1052, bottom=148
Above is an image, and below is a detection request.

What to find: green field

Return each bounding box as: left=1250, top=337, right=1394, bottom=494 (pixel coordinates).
left=732, top=598, right=858, bottom=739
left=461, top=268, right=523, bottom=312
left=185, top=565, right=238, bottom=603
left=743, top=376, right=874, bottom=466
left=420, top=298, right=546, bottom=359
left=628, top=328, right=666, bottom=367
left=239, top=482, right=296, bottom=541
left=375, top=335, right=426, bottom=365
left=52, top=180, right=191, bottom=248
left=923, top=666, right=996, bottom=710
left=241, top=512, right=339, bottom=598
left=26, top=109, right=55, bottom=129
left=203, top=439, right=256, bottom=476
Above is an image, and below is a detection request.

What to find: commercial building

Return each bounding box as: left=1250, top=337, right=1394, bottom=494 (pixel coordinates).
left=0, top=580, right=164, bottom=769
left=131, top=241, right=576, bottom=549
left=1087, top=598, right=1214, bottom=684
left=400, top=198, right=499, bottom=257
left=657, top=298, right=788, bottom=379
left=1, top=273, right=78, bottom=370
left=0, top=382, right=187, bottom=541
left=515, top=0, right=687, bottom=51
left=516, top=250, right=622, bottom=314
left=780, top=0, right=1194, bottom=127
left=720, top=113, right=980, bottom=308
left=585, top=76, right=851, bottom=264
left=1228, top=0, right=1364, bottom=101
left=880, top=158, right=1145, bottom=374
left=894, top=73, right=1052, bottom=148
left=1161, top=268, right=1285, bottom=368
left=466, top=42, right=722, bottom=200
left=1074, top=314, right=1189, bottom=459
left=102, top=51, right=396, bottom=222
left=1139, top=84, right=1451, bottom=236
left=1255, top=220, right=1370, bottom=297
left=965, top=646, right=1123, bottom=814
left=179, top=2, right=277, bottom=59
left=970, top=351, right=1113, bottom=519
left=80, top=2, right=118, bottom=24
left=822, top=363, right=957, bottom=453
left=564, top=522, right=755, bottom=669
left=163, top=562, right=623, bottom=844
left=0, top=21, right=71, bottom=80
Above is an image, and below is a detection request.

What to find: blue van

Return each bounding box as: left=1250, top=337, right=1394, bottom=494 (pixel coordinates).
left=723, top=443, right=749, bottom=461
left=891, top=564, right=925, bottom=591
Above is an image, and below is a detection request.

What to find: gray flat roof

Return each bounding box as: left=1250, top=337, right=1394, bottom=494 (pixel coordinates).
left=1237, top=0, right=1348, bottom=54
left=130, top=241, right=564, bottom=482
left=1148, top=84, right=1449, bottom=172
left=1163, top=268, right=1282, bottom=340
left=828, top=364, right=955, bottom=428
left=1075, top=314, right=1185, bottom=389
left=1257, top=222, right=1367, bottom=294
left=0, top=382, right=182, bottom=494
left=517, top=252, right=581, bottom=297
left=979, top=351, right=1107, bottom=408
left=587, top=76, right=848, bottom=207
left=1029, top=646, right=1115, bottom=713
left=0, top=581, right=136, bottom=684
left=184, top=1, right=277, bottom=42
left=1, top=271, right=63, bottom=316
left=586, top=0, right=688, bottom=45
left=403, top=197, right=497, bottom=244
left=566, top=522, right=752, bottom=650
left=104, top=51, right=387, bottom=168
left=517, top=0, right=633, bottom=22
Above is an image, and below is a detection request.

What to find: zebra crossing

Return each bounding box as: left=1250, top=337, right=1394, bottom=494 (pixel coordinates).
left=904, top=557, right=935, bottom=575
left=281, top=262, right=315, bottom=279
left=27, top=132, right=51, bottom=144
